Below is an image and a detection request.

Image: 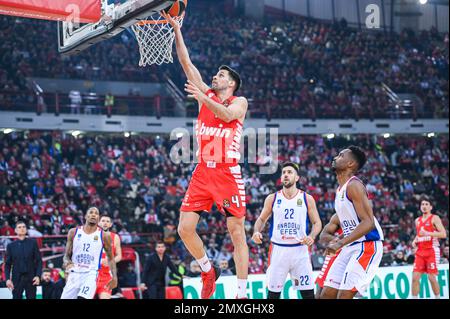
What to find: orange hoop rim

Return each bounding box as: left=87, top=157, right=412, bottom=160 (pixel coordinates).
left=135, top=13, right=184, bottom=26
left=136, top=19, right=168, bottom=25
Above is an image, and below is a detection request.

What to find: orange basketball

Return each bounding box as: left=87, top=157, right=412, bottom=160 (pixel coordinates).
left=164, top=0, right=188, bottom=17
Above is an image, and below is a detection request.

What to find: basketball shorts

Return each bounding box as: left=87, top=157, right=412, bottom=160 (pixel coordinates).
left=413, top=247, right=440, bottom=275
left=315, top=252, right=340, bottom=288
left=266, top=243, right=314, bottom=292
left=96, top=271, right=113, bottom=296
left=180, top=163, right=246, bottom=218
left=324, top=241, right=382, bottom=294
left=60, top=270, right=98, bottom=299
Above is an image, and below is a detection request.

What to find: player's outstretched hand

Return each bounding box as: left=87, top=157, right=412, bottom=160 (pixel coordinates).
left=185, top=80, right=206, bottom=102
left=160, top=11, right=181, bottom=31
left=252, top=232, right=263, bottom=244
left=106, top=277, right=118, bottom=290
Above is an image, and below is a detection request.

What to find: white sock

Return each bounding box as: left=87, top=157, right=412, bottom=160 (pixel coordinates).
left=197, top=255, right=212, bottom=273
left=237, top=279, right=248, bottom=298
left=434, top=294, right=440, bottom=299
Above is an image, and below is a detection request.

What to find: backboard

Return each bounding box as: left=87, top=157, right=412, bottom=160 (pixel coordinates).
left=58, top=0, right=175, bottom=55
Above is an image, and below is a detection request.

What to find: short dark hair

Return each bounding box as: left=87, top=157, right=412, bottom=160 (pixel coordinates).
left=282, top=162, right=299, bottom=174
left=348, top=145, right=367, bottom=171
left=15, top=220, right=27, bottom=228
left=42, top=268, right=51, bottom=274
left=100, top=214, right=112, bottom=220
left=420, top=195, right=433, bottom=206
left=156, top=241, right=165, bottom=246
left=219, top=65, right=242, bottom=93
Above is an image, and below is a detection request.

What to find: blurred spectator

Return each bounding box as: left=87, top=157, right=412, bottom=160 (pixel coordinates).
left=118, top=263, right=138, bottom=288
left=41, top=268, right=54, bottom=299
left=219, top=259, right=233, bottom=276
left=105, top=92, right=115, bottom=117
left=186, top=260, right=201, bottom=278
left=0, top=220, right=14, bottom=236
left=68, top=90, right=82, bottom=114
left=392, top=251, right=407, bottom=266
left=51, top=270, right=67, bottom=299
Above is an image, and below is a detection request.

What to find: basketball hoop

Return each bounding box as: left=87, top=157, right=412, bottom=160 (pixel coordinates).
left=131, top=13, right=184, bottom=67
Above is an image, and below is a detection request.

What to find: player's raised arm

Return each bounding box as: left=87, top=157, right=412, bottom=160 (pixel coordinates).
left=252, top=193, right=275, bottom=244
left=328, top=181, right=375, bottom=253
left=319, top=214, right=341, bottom=245
left=161, top=11, right=209, bottom=94
left=62, top=228, right=76, bottom=271
left=102, top=232, right=118, bottom=290
left=301, top=193, right=322, bottom=246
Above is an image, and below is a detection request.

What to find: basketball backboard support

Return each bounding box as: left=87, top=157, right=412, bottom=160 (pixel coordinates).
left=58, top=0, right=175, bottom=55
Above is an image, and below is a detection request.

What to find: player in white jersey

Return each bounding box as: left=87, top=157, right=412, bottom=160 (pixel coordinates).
left=60, top=207, right=117, bottom=299
left=252, top=162, right=322, bottom=299
left=320, top=146, right=384, bottom=299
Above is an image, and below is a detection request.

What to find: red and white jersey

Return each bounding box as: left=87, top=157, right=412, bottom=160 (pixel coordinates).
left=416, top=214, right=439, bottom=251
left=98, top=231, right=117, bottom=276
left=195, top=89, right=243, bottom=166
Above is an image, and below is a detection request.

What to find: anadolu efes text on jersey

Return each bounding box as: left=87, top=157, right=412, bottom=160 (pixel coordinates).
left=335, top=176, right=384, bottom=244
left=71, top=227, right=104, bottom=273
left=195, top=90, right=243, bottom=165
left=269, top=190, right=310, bottom=245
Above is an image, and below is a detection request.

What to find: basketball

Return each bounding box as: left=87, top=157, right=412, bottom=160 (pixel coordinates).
left=164, top=0, right=187, bottom=17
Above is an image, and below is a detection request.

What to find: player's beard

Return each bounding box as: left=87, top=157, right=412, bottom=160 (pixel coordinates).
left=283, top=180, right=295, bottom=189
left=331, top=159, right=337, bottom=172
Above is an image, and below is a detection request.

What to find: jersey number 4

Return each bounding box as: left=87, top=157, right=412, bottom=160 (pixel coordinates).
left=231, top=195, right=241, bottom=208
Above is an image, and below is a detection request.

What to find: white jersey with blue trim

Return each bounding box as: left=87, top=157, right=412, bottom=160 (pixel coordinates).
left=71, top=226, right=104, bottom=273
left=269, top=190, right=310, bottom=246
left=335, top=176, right=384, bottom=244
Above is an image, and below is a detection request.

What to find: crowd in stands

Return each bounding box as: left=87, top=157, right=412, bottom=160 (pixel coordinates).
left=1, top=4, right=448, bottom=119
left=1, top=131, right=448, bottom=281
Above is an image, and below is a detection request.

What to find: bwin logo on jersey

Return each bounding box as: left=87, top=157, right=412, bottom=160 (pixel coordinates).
left=297, top=198, right=303, bottom=206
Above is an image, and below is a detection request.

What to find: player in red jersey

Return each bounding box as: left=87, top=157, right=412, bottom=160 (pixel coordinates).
left=411, top=196, right=446, bottom=299
left=162, top=12, right=249, bottom=299
left=315, top=227, right=343, bottom=299
left=96, top=215, right=122, bottom=299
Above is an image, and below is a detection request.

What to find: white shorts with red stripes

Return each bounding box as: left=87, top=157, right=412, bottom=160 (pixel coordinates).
left=324, top=241, right=382, bottom=294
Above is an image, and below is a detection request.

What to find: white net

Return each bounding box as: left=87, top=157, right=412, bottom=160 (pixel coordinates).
left=131, top=13, right=183, bottom=67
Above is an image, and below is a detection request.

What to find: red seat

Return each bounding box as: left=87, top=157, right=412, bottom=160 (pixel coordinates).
left=165, top=286, right=183, bottom=299
left=121, top=288, right=136, bottom=299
